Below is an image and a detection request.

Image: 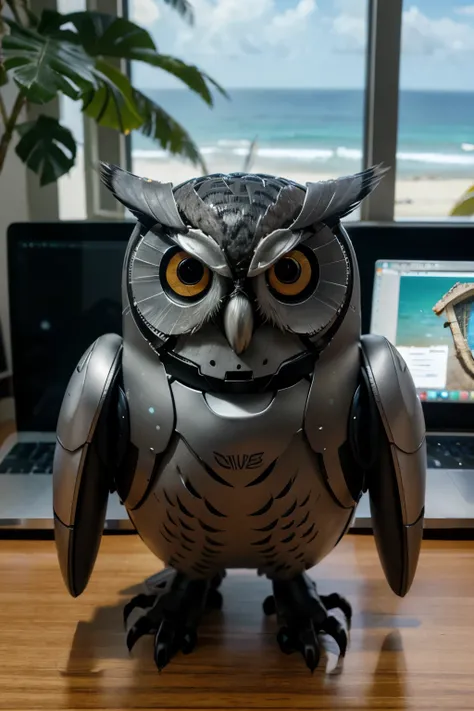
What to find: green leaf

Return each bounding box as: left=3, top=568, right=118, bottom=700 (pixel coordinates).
left=132, top=87, right=206, bottom=173
left=35, top=10, right=226, bottom=107
left=161, top=0, right=194, bottom=24
left=451, top=184, right=474, bottom=216
left=39, top=10, right=157, bottom=57
left=2, top=20, right=98, bottom=103
left=82, top=59, right=143, bottom=132
left=15, top=114, right=77, bottom=185
left=128, top=51, right=228, bottom=105
left=2, top=19, right=146, bottom=134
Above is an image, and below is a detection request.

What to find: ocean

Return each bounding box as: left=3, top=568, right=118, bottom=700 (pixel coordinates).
left=130, top=88, right=474, bottom=179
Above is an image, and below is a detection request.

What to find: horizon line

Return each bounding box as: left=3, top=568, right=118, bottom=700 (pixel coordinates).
left=137, top=86, right=474, bottom=93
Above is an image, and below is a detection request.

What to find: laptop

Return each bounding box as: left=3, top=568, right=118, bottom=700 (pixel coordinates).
left=0, top=222, right=134, bottom=529
left=2, top=220, right=474, bottom=529
left=348, top=222, right=474, bottom=529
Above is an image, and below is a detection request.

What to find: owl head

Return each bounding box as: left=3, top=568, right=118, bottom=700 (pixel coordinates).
left=100, top=163, right=385, bottom=388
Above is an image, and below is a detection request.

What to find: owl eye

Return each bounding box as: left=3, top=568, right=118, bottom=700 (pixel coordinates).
left=267, top=248, right=318, bottom=300
left=164, top=249, right=211, bottom=299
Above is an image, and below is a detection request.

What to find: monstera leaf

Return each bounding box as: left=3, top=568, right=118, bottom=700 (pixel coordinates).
left=38, top=10, right=156, bottom=58
left=15, top=114, right=76, bottom=185
left=39, top=10, right=227, bottom=106
left=82, top=60, right=142, bottom=132
left=2, top=21, right=96, bottom=103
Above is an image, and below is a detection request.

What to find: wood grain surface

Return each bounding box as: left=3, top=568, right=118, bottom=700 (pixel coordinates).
left=0, top=533, right=473, bottom=710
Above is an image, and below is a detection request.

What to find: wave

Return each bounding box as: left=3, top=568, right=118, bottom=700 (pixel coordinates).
left=397, top=151, right=474, bottom=166
left=132, top=145, right=474, bottom=167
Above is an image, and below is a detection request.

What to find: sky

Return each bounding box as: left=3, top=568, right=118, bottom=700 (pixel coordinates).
left=128, top=0, right=474, bottom=90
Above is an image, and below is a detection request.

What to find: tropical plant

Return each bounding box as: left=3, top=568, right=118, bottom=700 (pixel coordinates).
left=0, top=0, right=226, bottom=185
left=451, top=183, right=474, bottom=217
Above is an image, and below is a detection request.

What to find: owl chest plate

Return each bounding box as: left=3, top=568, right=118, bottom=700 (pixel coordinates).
left=170, top=379, right=310, bottom=485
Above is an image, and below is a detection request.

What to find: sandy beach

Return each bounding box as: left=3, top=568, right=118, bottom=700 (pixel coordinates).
left=58, top=149, right=474, bottom=221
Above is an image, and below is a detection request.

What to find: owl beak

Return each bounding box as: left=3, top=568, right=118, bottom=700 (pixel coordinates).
left=224, top=293, right=254, bottom=354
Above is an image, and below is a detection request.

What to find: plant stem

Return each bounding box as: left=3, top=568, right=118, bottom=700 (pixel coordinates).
left=0, top=91, right=26, bottom=173
left=0, top=93, right=7, bottom=127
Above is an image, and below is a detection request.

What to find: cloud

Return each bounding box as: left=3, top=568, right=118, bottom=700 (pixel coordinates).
left=130, top=0, right=161, bottom=26
left=402, top=6, right=474, bottom=54
left=455, top=5, right=474, bottom=15
left=171, top=0, right=317, bottom=57
left=331, top=3, right=474, bottom=55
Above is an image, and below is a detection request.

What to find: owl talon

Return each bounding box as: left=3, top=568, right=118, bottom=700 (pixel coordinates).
left=270, top=573, right=350, bottom=669
left=124, top=570, right=221, bottom=669
left=321, top=615, right=348, bottom=657
left=126, top=615, right=154, bottom=652
left=320, top=592, right=352, bottom=627
left=123, top=593, right=156, bottom=625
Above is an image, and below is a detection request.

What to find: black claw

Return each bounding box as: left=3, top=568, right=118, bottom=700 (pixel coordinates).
left=154, top=619, right=177, bottom=670
left=126, top=615, right=153, bottom=652
left=299, top=625, right=321, bottom=673
left=182, top=628, right=198, bottom=655
left=154, top=642, right=170, bottom=671
left=206, top=588, right=223, bottom=610
left=303, top=643, right=320, bottom=673
left=322, top=615, right=348, bottom=657
left=320, top=593, right=352, bottom=626
left=123, top=593, right=156, bottom=625
left=263, top=595, right=276, bottom=616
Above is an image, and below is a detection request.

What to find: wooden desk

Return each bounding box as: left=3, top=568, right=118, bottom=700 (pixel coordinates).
left=0, top=533, right=473, bottom=709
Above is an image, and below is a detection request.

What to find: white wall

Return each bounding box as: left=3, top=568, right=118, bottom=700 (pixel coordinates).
left=0, top=81, right=29, bottom=376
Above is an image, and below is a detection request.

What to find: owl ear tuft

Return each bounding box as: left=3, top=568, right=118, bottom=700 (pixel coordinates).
left=290, top=164, right=389, bottom=230
left=99, top=162, right=187, bottom=230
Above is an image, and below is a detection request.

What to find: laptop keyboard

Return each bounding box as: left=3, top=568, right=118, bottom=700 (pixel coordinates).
left=1, top=435, right=474, bottom=474
left=0, top=442, right=55, bottom=474
left=426, top=435, right=474, bottom=469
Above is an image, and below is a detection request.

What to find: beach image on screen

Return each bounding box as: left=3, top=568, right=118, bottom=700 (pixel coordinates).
left=396, top=276, right=474, bottom=397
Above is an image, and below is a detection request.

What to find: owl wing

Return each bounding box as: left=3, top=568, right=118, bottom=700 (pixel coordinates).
left=53, top=333, right=127, bottom=597
left=355, top=334, right=426, bottom=596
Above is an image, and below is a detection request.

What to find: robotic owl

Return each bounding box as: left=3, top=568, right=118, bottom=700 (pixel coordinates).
left=53, top=164, right=426, bottom=672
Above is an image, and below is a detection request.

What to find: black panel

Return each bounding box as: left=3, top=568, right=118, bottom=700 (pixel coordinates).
left=338, top=439, right=364, bottom=503
left=7, top=221, right=132, bottom=432
left=345, top=221, right=474, bottom=433
left=160, top=347, right=316, bottom=394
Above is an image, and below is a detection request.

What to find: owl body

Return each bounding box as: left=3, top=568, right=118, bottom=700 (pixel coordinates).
left=53, top=167, right=426, bottom=603
left=121, top=341, right=356, bottom=579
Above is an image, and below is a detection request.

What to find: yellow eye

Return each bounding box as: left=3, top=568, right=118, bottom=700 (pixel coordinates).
left=268, top=250, right=313, bottom=297
left=165, top=250, right=210, bottom=298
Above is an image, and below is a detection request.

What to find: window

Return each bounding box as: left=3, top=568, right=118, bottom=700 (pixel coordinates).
left=56, top=0, right=87, bottom=220
left=127, top=0, right=369, bottom=214
left=395, top=1, right=474, bottom=219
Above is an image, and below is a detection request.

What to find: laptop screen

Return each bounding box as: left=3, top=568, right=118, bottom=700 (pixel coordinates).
left=8, top=230, right=129, bottom=432
left=370, top=259, right=474, bottom=404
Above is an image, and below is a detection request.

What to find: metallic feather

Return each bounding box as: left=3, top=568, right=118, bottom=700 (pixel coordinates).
left=291, top=165, right=388, bottom=230
left=99, top=162, right=186, bottom=230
